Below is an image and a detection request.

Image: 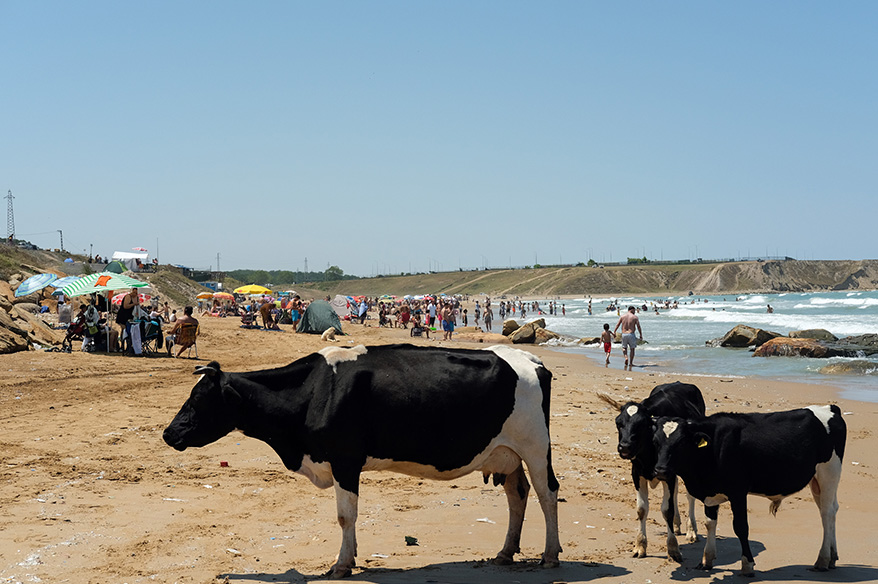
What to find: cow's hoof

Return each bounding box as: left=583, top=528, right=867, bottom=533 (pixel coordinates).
left=492, top=554, right=514, bottom=566
left=667, top=550, right=683, bottom=563
left=695, top=562, right=712, bottom=571
left=539, top=556, right=560, bottom=568
left=686, top=531, right=698, bottom=544
left=324, top=566, right=353, bottom=579
left=632, top=548, right=647, bottom=559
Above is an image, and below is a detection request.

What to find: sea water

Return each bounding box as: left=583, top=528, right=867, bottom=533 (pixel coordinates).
left=526, top=290, right=878, bottom=403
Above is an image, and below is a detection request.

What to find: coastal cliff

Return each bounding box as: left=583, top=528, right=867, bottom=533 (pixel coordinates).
left=308, top=259, right=878, bottom=297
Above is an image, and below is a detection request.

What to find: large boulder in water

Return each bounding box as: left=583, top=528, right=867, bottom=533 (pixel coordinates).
left=835, top=334, right=878, bottom=356
left=502, top=319, right=520, bottom=336
left=509, top=322, right=537, bottom=344
left=753, top=337, right=844, bottom=358
left=819, top=361, right=878, bottom=375
left=709, top=325, right=781, bottom=348
left=534, top=327, right=560, bottom=344
left=789, top=329, right=838, bottom=342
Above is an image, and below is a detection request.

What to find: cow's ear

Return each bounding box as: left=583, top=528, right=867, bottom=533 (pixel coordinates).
left=194, top=361, right=222, bottom=378
left=695, top=432, right=710, bottom=449
left=221, top=383, right=242, bottom=406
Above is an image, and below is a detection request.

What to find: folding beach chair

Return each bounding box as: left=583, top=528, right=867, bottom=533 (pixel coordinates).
left=139, top=319, right=164, bottom=355
left=169, top=323, right=199, bottom=358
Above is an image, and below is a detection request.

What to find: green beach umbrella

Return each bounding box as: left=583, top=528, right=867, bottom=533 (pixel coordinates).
left=61, top=272, right=148, bottom=298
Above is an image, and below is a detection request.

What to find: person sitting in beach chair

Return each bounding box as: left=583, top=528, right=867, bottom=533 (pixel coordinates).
left=166, top=306, right=200, bottom=358
left=410, top=312, right=431, bottom=339
left=240, top=307, right=260, bottom=328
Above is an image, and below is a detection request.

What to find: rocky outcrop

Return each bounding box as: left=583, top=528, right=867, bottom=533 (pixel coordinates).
left=0, top=279, right=66, bottom=353
left=835, top=334, right=878, bottom=356
left=534, top=327, right=560, bottom=344
left=789, top=329, right=838, bottom=342
left=580, top=336, right=601, bottom=345
left=708, top=325, right=782, bottom=348
left=502, top=320, right=520, bottom=336
left=753, top=338, right=845, bottom=358
left=819, top=361, right=878, bottom=375
left=509, top=322, right=537, bottom=344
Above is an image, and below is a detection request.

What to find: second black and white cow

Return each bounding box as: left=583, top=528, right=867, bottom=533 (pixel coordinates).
left=599, top=381, right=706, bottom=561
left=163, top=343, right=562, bottom=578
left=653, top=405, right=846, bottom=575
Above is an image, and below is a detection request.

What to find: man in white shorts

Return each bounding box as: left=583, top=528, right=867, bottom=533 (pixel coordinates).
left=613, top=306, right=643, bottom=371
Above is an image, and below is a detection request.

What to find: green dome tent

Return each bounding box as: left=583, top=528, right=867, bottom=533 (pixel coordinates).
left=105, top=260, right=127, bottom=274
left=297, top=300, right=343, bottom=334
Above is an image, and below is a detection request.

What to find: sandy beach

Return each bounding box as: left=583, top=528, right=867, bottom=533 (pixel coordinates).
left=1, top=314, right=876, bottom=584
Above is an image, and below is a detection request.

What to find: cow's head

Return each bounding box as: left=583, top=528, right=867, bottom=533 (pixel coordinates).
left=163, top=361, right=242, bottom=451
left=613, top=402, right=656, bottom=460
left=652, top=416, right=709, bottom=482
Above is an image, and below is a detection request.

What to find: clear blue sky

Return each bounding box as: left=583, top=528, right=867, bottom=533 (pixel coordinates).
left=2, top=2, right=876, bottom=277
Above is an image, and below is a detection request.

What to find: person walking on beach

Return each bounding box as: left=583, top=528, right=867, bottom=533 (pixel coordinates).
left=613, top=306, right=643, bottom=371
left=601, top=323, right=613, bottom=367
left=483, top=303, right=493, bottom=332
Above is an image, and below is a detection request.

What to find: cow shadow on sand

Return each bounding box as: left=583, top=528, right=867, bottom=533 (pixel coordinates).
left=220, top=559, right=629, bottom=583
left=669, top=536, right=878, bottom=583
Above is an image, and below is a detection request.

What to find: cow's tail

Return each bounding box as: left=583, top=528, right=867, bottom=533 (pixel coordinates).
left=537, top=364, right=560, bottom=494
left=828, top=404, right=847, bottom=462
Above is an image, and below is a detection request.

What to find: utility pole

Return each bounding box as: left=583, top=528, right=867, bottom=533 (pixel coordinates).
left=5, top=190, right=14, bottom=242
left=216, top=253, right=220, bottom=272
left=58, top=230, right=64, bottom=251
left=304, top=257, right=308, bottom=273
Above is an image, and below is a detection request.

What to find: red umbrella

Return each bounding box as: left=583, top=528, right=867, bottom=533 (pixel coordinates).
left=111, top=292, right=151, bottom=305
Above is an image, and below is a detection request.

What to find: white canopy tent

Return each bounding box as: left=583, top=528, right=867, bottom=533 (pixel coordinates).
left=112, top=251, right=149, bottom=271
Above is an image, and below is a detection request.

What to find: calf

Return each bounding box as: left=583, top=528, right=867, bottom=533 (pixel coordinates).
left=163, top=343, right=562, bottom=578
left=599, top=382, right=706, bottom=561
left=654, top=405, right=846, bottom=575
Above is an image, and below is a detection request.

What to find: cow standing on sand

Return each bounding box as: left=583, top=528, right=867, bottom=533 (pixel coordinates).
left=599, top=382, right=705, bottom=561
left=163, top=343, right=562, bottom=578
left=654, top=405, right=846, bottom=576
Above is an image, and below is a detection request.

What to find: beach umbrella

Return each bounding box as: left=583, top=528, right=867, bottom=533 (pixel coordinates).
left=111, top=292, right=151, bottom=305
left=196, top=292, right=214, bottom=300
left=60, top=272, right=148, bottom=298
left=213, top=292, right=234, bottom=301
left=234, top=284, right=273, bottom=295
left=15, top=273, right=58, bottom=297
left=50, top=276, right=80, bottom=295
left=132, top=247, right=148, bottom=252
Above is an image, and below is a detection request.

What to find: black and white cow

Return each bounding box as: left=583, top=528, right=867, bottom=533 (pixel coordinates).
left=163, top=343, right=562, bottom=578
left=599, top=382, right=706, bottom=561
left=653, top=405, right=846, bottom=575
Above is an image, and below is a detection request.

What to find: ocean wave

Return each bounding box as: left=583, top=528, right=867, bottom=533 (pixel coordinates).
left=808, top=297, right=878, bottom=308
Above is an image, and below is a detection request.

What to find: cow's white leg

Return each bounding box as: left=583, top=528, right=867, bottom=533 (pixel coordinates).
left=660, top=480, right=682, bottom=562
left=328, top=483, right=359, bottom=578
left=685, top=492, right=698, bottom=543
left=494, top=464, right=530, bottom=565
left=697, top=505, right=718, bottom=570
left=672, top=479, right=683, bottom=534
left=811, top=454, right=842, bottom=571
left=524, top=453, right=561, bottom=567
left=633, top=476, right=649, bottom=558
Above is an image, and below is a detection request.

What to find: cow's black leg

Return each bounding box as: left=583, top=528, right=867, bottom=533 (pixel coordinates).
left=696, top=504, right=719, bottom=570
left=494, top=463, right=530, bottom=565
left=730, top=496, right=755, bottom=576
left=660, top=477, right=682, bottom=562
left=328, top=466, right=361, bottom=579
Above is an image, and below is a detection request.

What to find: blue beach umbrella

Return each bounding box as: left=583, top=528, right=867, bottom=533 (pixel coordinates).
left=50, top=276, right=80, bottom=295
left=15, top=273, right=58, bottom=297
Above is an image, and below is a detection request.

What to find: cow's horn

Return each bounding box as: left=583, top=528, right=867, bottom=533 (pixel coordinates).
left=194, top=361, right=221, bottom=376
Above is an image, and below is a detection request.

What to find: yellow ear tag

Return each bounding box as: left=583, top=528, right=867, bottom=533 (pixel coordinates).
left=697, top=438, right=708, bottom=448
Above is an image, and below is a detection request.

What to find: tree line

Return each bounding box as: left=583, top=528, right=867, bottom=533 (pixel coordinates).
left=227, top=266, right=358, bottom=285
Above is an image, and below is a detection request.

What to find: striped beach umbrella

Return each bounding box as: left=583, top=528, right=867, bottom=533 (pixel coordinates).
left=61, top=272, right=148, bottom=298
left=15, top=273, right=58, bottom=297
